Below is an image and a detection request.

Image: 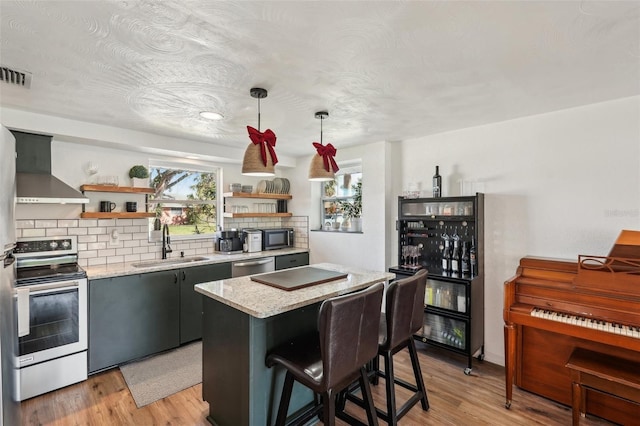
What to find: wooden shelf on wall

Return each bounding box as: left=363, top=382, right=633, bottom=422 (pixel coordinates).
left=80, top=212, right=155, bottom=219
left=80, top=185, right=155, bottom=194
left=223, top=192, right=292, bottom=200
left=222, top=213, right=293, bottom=218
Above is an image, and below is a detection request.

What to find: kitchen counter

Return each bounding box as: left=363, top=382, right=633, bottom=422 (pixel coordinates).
left=196, top=263, right=393, bottom=426
left=195, top=262, right=394, bottom=318
left=83, top=248, right=308, bottom=279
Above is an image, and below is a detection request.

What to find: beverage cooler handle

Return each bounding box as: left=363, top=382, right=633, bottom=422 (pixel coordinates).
left=16, top=287, right=30, bottom=337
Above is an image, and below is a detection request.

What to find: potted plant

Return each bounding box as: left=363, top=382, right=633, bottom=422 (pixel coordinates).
left=338, top=181, right=362, bottom=231
left=129, top=165, right=149, bottom=187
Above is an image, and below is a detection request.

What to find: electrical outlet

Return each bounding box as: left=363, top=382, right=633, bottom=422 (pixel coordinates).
left=108, top=229, right=120, bottom=247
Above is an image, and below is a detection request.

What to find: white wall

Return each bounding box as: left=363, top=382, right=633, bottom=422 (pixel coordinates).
left=400, top=96, right=640, bottom=365
left=285, top=141, right=395, bottom=271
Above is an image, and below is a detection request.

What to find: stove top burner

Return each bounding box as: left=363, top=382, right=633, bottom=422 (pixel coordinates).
left=16, top=263, right=87, bottom=286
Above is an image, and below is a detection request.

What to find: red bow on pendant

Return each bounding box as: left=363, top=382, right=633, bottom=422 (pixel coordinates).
left=247, top=126, right=278, bottom=166
left=313, top=142, right=339, bottom=173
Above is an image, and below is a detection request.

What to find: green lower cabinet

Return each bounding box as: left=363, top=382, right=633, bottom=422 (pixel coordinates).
left=180, top=263, right=231, bottom=344
left=274, top=252, right=309, bottom=270
left=89, top=270, right=180, bottom=373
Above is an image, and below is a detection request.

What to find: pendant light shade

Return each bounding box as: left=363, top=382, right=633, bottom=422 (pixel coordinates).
left=242, top=88, right=277, bottom=176
left=308, top=111, right=339, bottom=182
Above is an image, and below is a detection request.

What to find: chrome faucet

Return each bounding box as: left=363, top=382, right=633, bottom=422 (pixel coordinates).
left=162, top=224, right=172, bottom=259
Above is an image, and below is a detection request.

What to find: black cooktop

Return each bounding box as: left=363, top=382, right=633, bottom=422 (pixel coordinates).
left=16, top=264, right=87, bottom=286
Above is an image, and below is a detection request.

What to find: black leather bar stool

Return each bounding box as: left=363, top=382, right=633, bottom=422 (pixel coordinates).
left=265, top=282, right=385, bottom=426
left=347, top=269, right=430, bottom=425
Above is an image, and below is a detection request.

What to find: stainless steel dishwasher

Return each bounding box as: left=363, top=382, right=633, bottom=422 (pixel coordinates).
left=231, top=257, right=275, bottom=277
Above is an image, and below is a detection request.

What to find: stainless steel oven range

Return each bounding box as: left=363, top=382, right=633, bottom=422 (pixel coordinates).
left=13, top=236, right=87, bottom=400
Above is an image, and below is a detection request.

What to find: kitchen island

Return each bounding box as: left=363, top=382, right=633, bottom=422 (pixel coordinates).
left=194, top=263, right=394, bottom=426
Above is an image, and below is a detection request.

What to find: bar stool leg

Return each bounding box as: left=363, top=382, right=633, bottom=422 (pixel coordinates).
left=382, top=351, right=399, bottom=426
left=359, top=367, right=379, bottom=426
left=275, top=372, right=295, bottom=426
left=322, top=390, right=336, bottom=426
left=408, top=339, right=429, bottom=410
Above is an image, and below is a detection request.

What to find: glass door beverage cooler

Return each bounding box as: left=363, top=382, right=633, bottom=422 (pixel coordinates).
left=389, top=194, right=484, bottom=374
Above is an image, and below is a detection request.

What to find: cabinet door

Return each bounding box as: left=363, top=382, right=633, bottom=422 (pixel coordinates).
left=417, top=311, right=469, bottom=351
left=275, top=252, right=309, bottom=270
left=180, top=263, right=231, bottom=344
left=89, top=270, right=179, bottom=373
left=424, top=278, right=468, bottom=313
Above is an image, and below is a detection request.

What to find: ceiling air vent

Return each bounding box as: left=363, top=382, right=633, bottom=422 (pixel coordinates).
left=0, top=66, right=32, bottom=89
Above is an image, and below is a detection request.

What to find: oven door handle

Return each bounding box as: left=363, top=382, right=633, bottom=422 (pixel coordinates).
left=18, top=281, right=81, bottom=294
left=16, top=288, right=30, bottom=337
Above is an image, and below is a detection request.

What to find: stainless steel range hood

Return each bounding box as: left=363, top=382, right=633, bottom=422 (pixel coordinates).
left=12, top=131, right=89, bottom=204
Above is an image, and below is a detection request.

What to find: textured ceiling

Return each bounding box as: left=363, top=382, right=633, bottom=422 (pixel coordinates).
left=0, top=1, right=639, bottom=158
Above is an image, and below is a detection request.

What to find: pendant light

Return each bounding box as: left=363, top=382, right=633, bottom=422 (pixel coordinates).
left=308, top=111, right=339, bottom=181
left=242, top=87, right=278, bottom=176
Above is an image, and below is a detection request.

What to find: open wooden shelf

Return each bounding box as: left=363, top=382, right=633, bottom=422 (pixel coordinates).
left=80, top=212, right=155, bottom=219
left=80, top=185, right=155, bottom=194
left=223, top=192, right=292, bottom=200
left=223, top=212, right=293, bottom=218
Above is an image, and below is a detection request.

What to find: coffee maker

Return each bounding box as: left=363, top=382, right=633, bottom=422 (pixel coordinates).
left=215, top=229, right=243, bottom=253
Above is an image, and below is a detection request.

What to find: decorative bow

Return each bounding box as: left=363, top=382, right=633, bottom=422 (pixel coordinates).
left=247, top=126, right=278, bottom=166
left=313, top=142, right=339, bottom=173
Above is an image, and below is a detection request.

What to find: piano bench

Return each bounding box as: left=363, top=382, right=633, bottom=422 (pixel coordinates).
left=565, top=348, right=640, bottom=426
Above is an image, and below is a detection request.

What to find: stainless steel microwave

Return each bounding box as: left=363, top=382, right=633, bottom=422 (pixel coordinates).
left=260, top=228, right=294, bottom=250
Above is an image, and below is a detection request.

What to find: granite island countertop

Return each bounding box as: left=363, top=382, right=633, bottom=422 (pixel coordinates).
left=194, top=263, right=394, bottom=318
left=83, top=248, right=309, bottom=279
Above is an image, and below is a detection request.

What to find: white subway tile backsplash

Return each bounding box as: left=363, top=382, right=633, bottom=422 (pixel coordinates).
left=88, top=227, right=106, bottom=235
left=68, top=228, right=88, bottom=235
left=46, top=228, right=68, bottom=237
left=79, top=251, right=97, bottom=259
left=22, top=228, right=46, bottom=238
left=88, top=242, right=107, bottom=251
left=16, top=220, right=35, bottom=229
left=98, top=249, right=116, bottom=258
left=107, top=256, right=124, bottom=264
left=57, top=220, right=79, bottom=228
left=116, top=247, right=133, bottom=256
left=24, top=216, right=309, bottom=266
left=35, top=220, right=58, bottom=228
left=87, top=257, right=106, bottom=266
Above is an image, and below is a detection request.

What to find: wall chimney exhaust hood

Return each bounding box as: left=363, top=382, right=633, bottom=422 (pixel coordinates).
left=12, top=130, right=89, bottom=204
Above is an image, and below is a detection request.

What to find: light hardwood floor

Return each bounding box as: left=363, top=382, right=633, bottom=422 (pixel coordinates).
left=20, top=343, right=614, bottom=426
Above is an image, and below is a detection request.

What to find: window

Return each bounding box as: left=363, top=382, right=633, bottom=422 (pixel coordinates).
left=319, top=166, right=362, bottom=232
left=148, top=163, right=221, bottom=239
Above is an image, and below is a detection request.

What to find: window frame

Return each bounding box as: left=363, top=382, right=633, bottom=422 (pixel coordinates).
left=318, top=163, right=362, bottom=232
left=147, top=160, right=223, bottom=241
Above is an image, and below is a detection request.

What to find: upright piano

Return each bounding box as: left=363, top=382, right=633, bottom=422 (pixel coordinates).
left=503, top=230, right=640, bottom=424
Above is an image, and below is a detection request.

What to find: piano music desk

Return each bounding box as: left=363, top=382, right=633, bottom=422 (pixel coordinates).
left=565, top=348, right=640, bottom=426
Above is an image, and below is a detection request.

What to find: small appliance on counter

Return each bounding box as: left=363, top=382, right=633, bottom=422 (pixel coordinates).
left=215, top=230, right=244, bottom=254
left=260, top=228, right=294, bottom=251
left=243, top=229, right=262, bottom=253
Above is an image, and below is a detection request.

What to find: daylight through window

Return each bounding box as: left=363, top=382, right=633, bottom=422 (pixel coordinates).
left=148, top=165, right=220, bottom=238
left=319, top=165, right=362, bottom=232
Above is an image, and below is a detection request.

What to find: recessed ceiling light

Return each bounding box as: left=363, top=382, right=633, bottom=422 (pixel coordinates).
left=199, top=111, right=224, bottom=120
left=186, top=155, right=200, bottom=160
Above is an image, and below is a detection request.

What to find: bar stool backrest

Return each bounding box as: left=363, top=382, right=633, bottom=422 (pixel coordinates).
left=383, top=269, right=428, bottom=351
left=318, top=282, right=384, bottom=390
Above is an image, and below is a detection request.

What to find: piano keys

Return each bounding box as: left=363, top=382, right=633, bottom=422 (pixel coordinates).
left=530, top=308, right=640, bottom=338
left=503, top=235, right=640, bottom=424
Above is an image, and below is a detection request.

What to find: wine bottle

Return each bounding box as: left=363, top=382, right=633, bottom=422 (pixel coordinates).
left=433, top=165, right=442, bottom=198
left=469, top=236, right=477, bottom=277
left=441, top=239, right=451, bottom=272
left=451, top=238, right=460, bottom=274
left=461, top=241, right=470, bottom=275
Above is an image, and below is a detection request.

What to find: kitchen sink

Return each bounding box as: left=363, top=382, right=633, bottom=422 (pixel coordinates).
left=131, top=256, right=211, bottom=268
